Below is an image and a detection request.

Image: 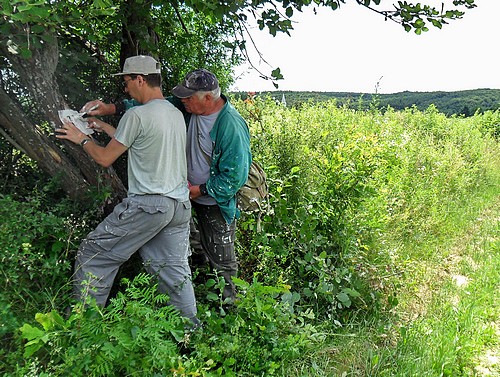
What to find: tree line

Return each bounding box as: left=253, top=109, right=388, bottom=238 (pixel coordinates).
left=235, top=88, right=500, bottom=116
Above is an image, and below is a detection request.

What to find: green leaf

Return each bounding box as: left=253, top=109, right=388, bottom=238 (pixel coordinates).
left=97, top=0, right=113, bottom=6
left=170, top=329, right=184, bottom=342
left=26, top=7, right=51, bottom=18
left=271, top=67, right=284, bottom=80
left=0, top=22, right=11, bottom=35
left=1, top=0, right=13, bottom=14
left=206, top=292, right=219, bottom=301
left=35, top=311, right=65, bottom=331
left=205, top=278, right=216, bottom=288
left=336, top=292, right=351, bottom=307
left=19, top=323, right=44, bottom=341
left=342, top=288, right=361, bottom=297
left=20, top=47, right=33, bottom=59
left=130, top=325, right=139, bottom=339
left=35, top=312, right=53, bottom=331
left=430, top=19, right=442, bottom=28
left=23, top=342, right=43, bottom=358
left=30, top=25, right=45, bottom=34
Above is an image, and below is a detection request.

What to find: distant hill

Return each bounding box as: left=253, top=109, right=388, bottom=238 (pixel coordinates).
left=231, top=89, right=500, bottom=117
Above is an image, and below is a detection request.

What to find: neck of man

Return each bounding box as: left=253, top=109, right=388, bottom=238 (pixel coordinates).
left=203, top=96, right=225, bottom=115
left=136, top=87, right=164, bottom=104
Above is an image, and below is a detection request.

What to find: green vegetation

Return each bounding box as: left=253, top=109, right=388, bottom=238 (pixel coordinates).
left=1, top=99, right=499, bottom=376
left=234, top=88, right=500, bottom=117
left=0, top=0, right=480, bottom=204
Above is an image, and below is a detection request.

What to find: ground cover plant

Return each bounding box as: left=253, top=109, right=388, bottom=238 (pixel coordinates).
left=1, top=98, right=499, bottom=376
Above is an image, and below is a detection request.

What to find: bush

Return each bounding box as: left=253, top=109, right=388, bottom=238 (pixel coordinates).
left=0, top=191, right=102, bottom=372
left=0, top=195, right=77, bottom=315
left=17, top=275, right=321, bottom=376
left=235, top=99, right=500, bottom=321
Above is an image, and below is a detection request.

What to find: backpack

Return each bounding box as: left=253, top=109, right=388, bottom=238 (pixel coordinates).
left=237, top=161, right=269, bottom=213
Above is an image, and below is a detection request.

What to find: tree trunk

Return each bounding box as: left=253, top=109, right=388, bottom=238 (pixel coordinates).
left=0, top=30, right=127, bottom=201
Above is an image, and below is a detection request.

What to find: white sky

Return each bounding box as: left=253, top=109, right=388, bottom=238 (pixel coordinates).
left=230, top=1, right=499, bottom=94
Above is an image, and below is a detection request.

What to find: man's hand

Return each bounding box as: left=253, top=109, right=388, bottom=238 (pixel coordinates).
left=87, top=118, right=116, bottom=137
left=189, top=185, right=202, bottom=200
left=56, top=120, right=128, bottom=168
left=55, top=120, right=88, bottom=145
left=80, top=100, right=116, bottom=116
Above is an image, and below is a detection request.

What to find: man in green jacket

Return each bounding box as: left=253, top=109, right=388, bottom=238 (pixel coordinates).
left=82, top=68, right=252, bottom=302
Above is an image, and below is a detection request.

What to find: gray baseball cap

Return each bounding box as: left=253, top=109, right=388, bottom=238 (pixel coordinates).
left=112, top=55, right=161, bottom=76
left=172, top=69, right=219, bottom=98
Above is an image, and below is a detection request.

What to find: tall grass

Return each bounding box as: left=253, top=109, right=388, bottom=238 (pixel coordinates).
left=2, top=98, right=499, bottom=375
left=236, top=98, right=500, bottom=375
left=360, top=198, right=500, bottom=377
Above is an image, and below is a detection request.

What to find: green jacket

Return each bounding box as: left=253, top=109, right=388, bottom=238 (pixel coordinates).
left=123, top=95, right=251, bottom=223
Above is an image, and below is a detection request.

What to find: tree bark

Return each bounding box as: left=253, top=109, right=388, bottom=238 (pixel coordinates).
left=0, top=30, right=127, bottom=201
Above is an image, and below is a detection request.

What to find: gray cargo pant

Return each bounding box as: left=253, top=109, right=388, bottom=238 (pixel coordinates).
left=73, top=195, right=197, bottom=321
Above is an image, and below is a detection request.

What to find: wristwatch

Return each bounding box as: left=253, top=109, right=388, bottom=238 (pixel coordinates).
left=80, top=137, right=91, bottom=147
left=199, top=183, right=208, bottom=196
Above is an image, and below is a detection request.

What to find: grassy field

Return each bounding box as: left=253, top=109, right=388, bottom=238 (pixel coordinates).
left=239, top=98, right=500, bottom=376
left=1, top=99, right=499, bottom=376
left=284, top=191, right=499, bottom=376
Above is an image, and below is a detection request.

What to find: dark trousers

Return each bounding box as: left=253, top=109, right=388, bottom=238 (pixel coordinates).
left=191, top=202, right=237, bottom=301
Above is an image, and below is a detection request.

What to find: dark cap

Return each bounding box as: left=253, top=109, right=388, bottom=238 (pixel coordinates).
left=172, top=69, right=219, bottom=98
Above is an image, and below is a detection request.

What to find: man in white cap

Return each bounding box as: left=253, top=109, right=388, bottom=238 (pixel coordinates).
left=56, top=55, right=199, bottom=326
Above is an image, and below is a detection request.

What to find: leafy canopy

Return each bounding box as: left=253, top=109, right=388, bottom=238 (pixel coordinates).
left=1, top=0, right=477, bottom=84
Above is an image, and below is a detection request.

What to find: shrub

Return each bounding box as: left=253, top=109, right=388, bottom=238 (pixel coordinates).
left=18, top=274, right=190, bottom=376
left=18, top=275, right=321, bottom=376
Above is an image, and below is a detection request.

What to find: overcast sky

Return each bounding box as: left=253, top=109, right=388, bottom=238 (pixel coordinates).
left=230, top=1, right=499, bottom=94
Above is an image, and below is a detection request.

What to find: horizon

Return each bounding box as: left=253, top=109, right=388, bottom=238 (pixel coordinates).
left=230, top=87, right=499, bottom=95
